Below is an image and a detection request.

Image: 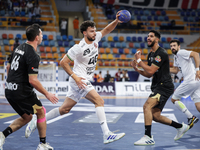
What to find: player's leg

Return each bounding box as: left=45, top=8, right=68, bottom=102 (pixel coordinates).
left=134, top=97, right=158, bottom=145
left=85, top=89, right=125, bottom=144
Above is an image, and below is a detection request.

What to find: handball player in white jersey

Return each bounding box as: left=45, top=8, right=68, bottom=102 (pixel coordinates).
left=25, top=11, right=125, bottom=144
left=170, top=39, right=200, bottom=128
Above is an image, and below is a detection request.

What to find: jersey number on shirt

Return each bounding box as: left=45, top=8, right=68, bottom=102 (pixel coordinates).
left=11, top=55, right=20, bottom=71
left=88, top=54, right=98, bottom=65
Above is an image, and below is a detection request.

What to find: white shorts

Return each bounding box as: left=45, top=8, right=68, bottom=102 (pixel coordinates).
left=172, top=80, right=200, bottom=103
left=66, top=77, right=94, bottom=102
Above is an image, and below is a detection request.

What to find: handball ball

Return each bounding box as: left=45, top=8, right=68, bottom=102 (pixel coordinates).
left=118, top=10, right=131, bottom=23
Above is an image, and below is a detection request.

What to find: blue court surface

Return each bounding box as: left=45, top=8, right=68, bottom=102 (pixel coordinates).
left=0, top=95, right=200, bottom=150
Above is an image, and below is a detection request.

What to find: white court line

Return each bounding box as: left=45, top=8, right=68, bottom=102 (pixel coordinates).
left=4, top=113, right=73, bottom=124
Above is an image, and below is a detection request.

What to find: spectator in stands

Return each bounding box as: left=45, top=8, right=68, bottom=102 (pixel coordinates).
left=93, top=73, right=97, bottom=83
left=120, top=70, right=126, bottom=82
left=97, top=71, right=103, bottom=83
left=104, top=70, right=111, bottom=82
left=26, top=0, right=33, bottom=12
left=73, top=16, right=79, bottom=38
left=13, top=38, right=20, bottom=51
left=29, top=9, right=36, bottom=21
left=20, top=0, right=27, bottom=13
left=105, top=4, right=113, bottom=16
left=13, top=0, right=20, bottom=12
left=124, top=70, right=129, bottom=81
left=115, top=69, right=121, bottom=81
left=60, top=18, right=67, bottom=36
left=34, top=4, right=41, bottom=18
left=92, top=0, right=100, bottom=8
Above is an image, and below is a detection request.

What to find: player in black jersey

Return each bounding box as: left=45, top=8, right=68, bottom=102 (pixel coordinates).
left=0, top=24, right=58, bottom=150
left=131, top=30, right=190, bottom=145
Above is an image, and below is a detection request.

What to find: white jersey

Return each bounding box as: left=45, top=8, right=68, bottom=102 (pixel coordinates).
left=67, top=32, right=102, bottom=81
left=174, top=49, right=195, bottom=81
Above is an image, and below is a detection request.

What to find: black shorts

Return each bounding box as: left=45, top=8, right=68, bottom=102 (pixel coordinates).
left=5, top=89, right=42, bottom=116
left=149, top=83, right=174, bottom=111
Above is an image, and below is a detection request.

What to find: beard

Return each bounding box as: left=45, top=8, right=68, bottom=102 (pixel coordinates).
left=172, top=49, right=178, bottom=55
left=147, top=40, right=155, bottom=47
left=87, top=36, right=95, bottom=41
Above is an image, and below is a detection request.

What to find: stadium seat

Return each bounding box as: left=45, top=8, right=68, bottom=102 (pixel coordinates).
left=110, top=42, right=115, bottom=48
left=58, top=41, right=63, bottom=47
left=40, top=46, right=45, bottom=52
left=68, top=35, right=73, bottom=41
left=159, top=43, right=163, bottom=47
left=105, top=48, right=111, bottom=54
left=101, top=36, right=106, bottom=41
left=99, top=48, right=105, bottom=54
left=15, top=11, right=19, bottom=16
left=22, top=34, right=26, bottom=39
left=167, top=37, right=172, bottom=42
left=61, top=53, right=66, bottom=58
left=107, top=54, right=114, bottom=59
left=8, top=34, right=13, bottom=39
left=144, top=37, right=147, bottom=42
left=49, top=40, right=55, bottom=46
left=52, top=47, right=57, bottom=53
left=167, top=49, right=172, bottom=55
left=120, top=54, right=126, bottom=60
left=43, top=35, right=48, bottom=40
left=124, top=61, right=130, bottom=67
left=47, top=53, right=53, bottom=59
left=104, top=60, right=110, bottom=66
left=156, top=10, right=161, bottom=16
left=101, top=54, right=107, bottom=59
left=53, top=53, right=59, bottom=59
left=143, top=48, right=148, bottom=54
left=98, top=54, right=101, bottom=59
left=118, top=60, right=123, bottom=66
left=119, top=36, right=124, bottom=41
left=56, top=35, right=62, bottom=40
left=2, top=34, right=7, bottom=39
left=4, top=46, right=10, bottom=51
left=9, top=40, right=15, bottom=45
left=44, top=40, right=49, bottom=46
left=48, top=35, right=54, bottom=40
left=107, top=36, right=113, bottom=42
left=98, top=42, right=102, bottom=47
left=164, top=16, right=169, bottom=21
left=102, top=41, right=108, bottom=48
left=59, top=47, right=65, bottom=53
left=132, top=36, right=137, bottom=42
left=65, top=47, right=70, bottom=53
left=124, top=48, right=130, bottom=54
left=141, top=16, right=147, bottom=21
left=112, top=48, right=118, bottom=54
left=62, top=35, right=67, bottom=41
left=161, top=37, right=166, bottom=42
left=98, top=60, right=103, bottom=66
left=3, top=39, right=9, bottom=45
left=115, top=42, right=121, bottom=48
left=110, top=60, right=115, bottom=66
left=179, top=37, right=184, bottom=43
left=151, top=10, right=156, bottom=15
left=122, top=42, right=126, bottom=48
left=21, top=11, right=25, bottom=16
left=134, top=43, right=140, bottom=48
left=119, top=48, right=124, bottom=54
left=46, top=47, right=51, bottom=52
left=131, top=48, right=137, bottom=54
left=126, top=36, right=131, bottom=42
left=147, top=16, right=152, bottom=21
left=129, top=42, right=134, bottom=48
left=0, top=46, right=1, bottom=51
left=144, top=10, right=149, bottom=15
left=16, top=34, right=21, bottom=39
left=161, top=10, right=166, bottom=16
left=139, top=10, right=144, bottom=15
left=64, top=41, right=69, bottom=47
left=141, top=55, right=146, bottom=60
left=113, top=36, right=119, bottom=42
left=164, top=43, right=170, bottom=49
left=126, top=54, right=133, bottom=58
left=140, top=43, right=145, bottom=48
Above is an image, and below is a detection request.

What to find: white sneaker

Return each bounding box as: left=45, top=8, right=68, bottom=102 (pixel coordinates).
left=0, top=132, right=5, bottom=150
left=134, top=135, right=155, bottom=145
left=36, top=143, right=54, bottom=150
left=174, top=123, right=190, bottom=140
left=25, top=115, right=37, bottom=138
left=103, top=131, right=125, bottom=144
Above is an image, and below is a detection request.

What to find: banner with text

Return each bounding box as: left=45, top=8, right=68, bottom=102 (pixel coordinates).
left=92, top=82, right=115, bottom=95
left=115, top=82, right=152, bottom=96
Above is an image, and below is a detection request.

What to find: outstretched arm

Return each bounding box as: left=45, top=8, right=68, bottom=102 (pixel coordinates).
left=190, top=51, right=200, bottom=80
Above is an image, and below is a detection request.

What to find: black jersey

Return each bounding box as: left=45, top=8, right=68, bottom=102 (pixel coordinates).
left=147, top=47, right=173, bottom=90
left=6, top=42, right=40, bottom=94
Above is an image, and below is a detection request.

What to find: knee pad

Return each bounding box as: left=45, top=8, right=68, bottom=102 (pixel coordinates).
left=37, top=106, right=46, bottom=123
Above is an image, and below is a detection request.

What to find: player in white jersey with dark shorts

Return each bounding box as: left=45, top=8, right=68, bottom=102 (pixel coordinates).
left=25, top=11, right=125, bottom=144
left=170, top=39, right=200, bottom=128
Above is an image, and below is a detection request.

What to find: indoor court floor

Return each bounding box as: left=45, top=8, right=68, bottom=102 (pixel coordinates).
left=0, top=95, right=200, bottom=150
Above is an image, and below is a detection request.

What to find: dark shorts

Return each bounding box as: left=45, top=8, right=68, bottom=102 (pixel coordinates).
left=149, top=83, right=174, bottom=111
left=5, top=89, right=42, bottom=116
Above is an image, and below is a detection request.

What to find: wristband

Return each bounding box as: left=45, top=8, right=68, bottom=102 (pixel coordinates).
left=137, top=58, right=141, bottom=63
left=195, top=68, right=199, bottom=71
left=70, top=73, right=74, bottom=77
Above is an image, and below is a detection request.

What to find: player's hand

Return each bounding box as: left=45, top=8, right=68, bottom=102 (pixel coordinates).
left=131, top=60, right=139, bottom=72
left=116, top=10, right=123, bottom=23
left=75, top=77, right=87, bottom=89
left=46, top=92, right=59, bottom=104
left=195, top=70, right=200, bottom=81
left=134, top=50, right=141, bottom=60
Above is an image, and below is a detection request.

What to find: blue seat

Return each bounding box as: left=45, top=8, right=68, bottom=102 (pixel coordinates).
left=98, top=42, right=102, bottom=47
left=43, top=35, right=48, bottom=40
left=139, top=10, right=144, bottom=15
left=186, top=11, right=190, bottom=16
left=191, top=11, right=196, bottom=16
left=58, top=41, right=63, bottom=47
left=126, top=36, right=131, bottom=42
left=65, top=47, right=70, bottom=53
left=158, top=16, right=164, bottom=21
left=188, top=17, right=194, bottom=22
left=113, top=36, right=118, bottom=42
left=140, top=43, right=145, bottom=48
left=114, top=54, right=120, bottom=58
left=134, top=10, right=139, bottom=15
left=115, top=42, right=121, bottom=48
left=159, top=43, right=163, bottom=47
left=16, top=34, right=21, bottom=39
left=179, top=37, right=184, bottom=43
left=110, top=42, right=115, bottom=48
left=151, top=10, right=156, bottom=16
left=68, top=35, right=73, bottom=41
left=154, top=16, right=158, bottom=21
left=147, top=27, right=153, bottom=30
left=1, top=18, right=6, bottom=21
left=119, top=48, right=124, bottom=54
left=141, top=16, right=147, bottom=21
left=147, top=16, right=152, bottom=21
left=164, top=16, right=169, bottom=21
left=64, top=41, right=69, bottom=47
left=15, top=11, right=19, bottom=16
left=69, top=41, right=75, bottom=47
left=44, top=40, right=49, bottom=46
left=195, top=17, right=199, bottom=22
left=134, top=43, right=140, bottom=48
left=49, top=40, right=55, bottom=46
left=126, top=54, right=133, bottom=58
left=131, top=48, right=137, bottom=54
left=144, top=37, right=147, bottom=42
left=137, top=37, right=142, bottom=42
left=132, top=36, right=137, bottom=42
left=19, top=40, right=23, bottom=44
left=161, top=37, right=166, bottom=42
left=131, top=15, right=135, bottom=20
left=137, top=16, right=141, bottom=20
left=21, top=11, right=25, bottom=16
left=161, top=10, right=166, bottom=16
left=102, top=41, right=108, bottom=48
left=180, top=11, right=185, bottom=16
left=144, top=10, right=149, bottom=16
left=121, top=42, right=126, bottom=48
left=62, top=35, right=67, bottom=41
left=3, top=39, right=9, bottom=45
left=183, top=16, right=188, bottom=22
left=101, top=36, right=106, bottom=41
left=56, top=35, right=62, bottom=40
left=0, top=10, right=5, bottom=16
left=107, top=14, right=112, bottom=20
left=163, top=43, right=170, bottom=49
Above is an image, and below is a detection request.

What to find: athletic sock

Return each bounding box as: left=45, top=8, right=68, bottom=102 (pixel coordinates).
left=40, top=137, right=46, bottom=144
left=3, top=127, right=13, bottom=138
left=95, top=107, right=110, bottom=136
left=174, top=101, right=193, bottom=119
left=170, top=120, right=182, bottom=129
left=145, top=125, right=151, bottom=138
left=46, top=107, right=60, bottom=121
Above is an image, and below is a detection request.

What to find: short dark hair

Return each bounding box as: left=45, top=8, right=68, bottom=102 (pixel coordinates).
left=80, top=20, right=96, bottom=34
left=149, top=30, right=161, bottom=39
left=169, top=39, right=180, bottom=46
left=26, top=24, right=41, bottom=41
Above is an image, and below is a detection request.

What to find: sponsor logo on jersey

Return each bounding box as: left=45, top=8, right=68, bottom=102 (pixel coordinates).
left=81, top=43, right=85, bottom=48
left=83, top=49, right=90, bottom=56
left=5, top=82, right=18, bottom=90
left=32, top=67, right=39, bottom=72
left=15, top=48, right=25, bottom=55
left=94, top=42, right=97, bottom=48
left=155, top=55, right=161, bottom=62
